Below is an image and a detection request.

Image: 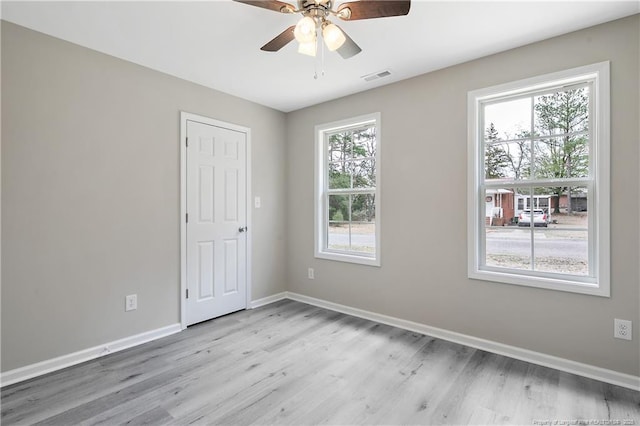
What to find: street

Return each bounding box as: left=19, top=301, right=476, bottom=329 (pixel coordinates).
left=326, top=227, right=589, bottom=267
left=328, top=233, right=374, bottom=250
left=486, top=231, right=587, bottom=260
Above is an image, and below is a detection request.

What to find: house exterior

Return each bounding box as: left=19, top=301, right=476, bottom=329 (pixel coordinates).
left=487, top=192, right=588, bottom=227
left=515, top=194, right=552, bottom=215
left=485, top=189, right=515, bottom=226
left=551, top=193, right=588, bottom=212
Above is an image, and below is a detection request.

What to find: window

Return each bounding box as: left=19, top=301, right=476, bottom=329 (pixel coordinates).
left=467, top=62, right=610, bottom=296
left=315, top=113, right=381, bottom=266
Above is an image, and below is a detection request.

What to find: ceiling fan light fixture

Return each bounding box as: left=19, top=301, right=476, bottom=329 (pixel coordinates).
left=235, top=0, right=413, bottom=59
left=294, top=16, right=316, bottom=43
left=322, top=23, right=346, bottom=51
left=298, top=39, right=317, bottom=56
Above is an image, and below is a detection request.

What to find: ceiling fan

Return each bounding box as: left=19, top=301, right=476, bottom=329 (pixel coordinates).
left=234, top=0, right=411, bottom=59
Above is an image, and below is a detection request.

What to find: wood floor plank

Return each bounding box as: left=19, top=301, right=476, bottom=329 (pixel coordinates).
left=174, top=315, right=380, bottom=424
left=511, top=363, right=560, bottom=423
left=118, top=406, right=174, bottom=426
left=2, top=300, right=639, bottom=425
left=213, top=324, right=409, bottom=425
left=369, top=339, right=474, bottom=424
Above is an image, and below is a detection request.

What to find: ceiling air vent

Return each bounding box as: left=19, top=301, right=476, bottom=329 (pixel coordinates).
left=362, top=70, right=391, bottom=82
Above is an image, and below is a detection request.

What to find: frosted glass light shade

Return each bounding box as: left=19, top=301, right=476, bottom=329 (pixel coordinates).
left=298, top=39, right=317, bottom=56
left=294, top=17, right=316, bottom=43
left=322, top=23, right=346, bottom=51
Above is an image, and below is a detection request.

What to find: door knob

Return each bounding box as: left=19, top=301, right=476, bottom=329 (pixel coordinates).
left=239, top=226, right=248, bottom=233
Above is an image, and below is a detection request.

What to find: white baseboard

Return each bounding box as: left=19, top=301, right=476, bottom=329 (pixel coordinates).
left=285, top=291, right=640, bottom=391
left=250, top=292, right=288, bottom=309
left=1, top=323, right=182, bottom=388
left=4, top=292, right=638, bottom=392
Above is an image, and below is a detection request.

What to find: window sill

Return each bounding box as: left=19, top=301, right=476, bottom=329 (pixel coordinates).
left=469, top=268, right=609, bottom=297
left=315, top=250, right=381, bottom=267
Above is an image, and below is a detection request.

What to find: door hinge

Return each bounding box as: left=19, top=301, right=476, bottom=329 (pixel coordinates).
left=186, top=289, right=189, bottom=299
left=186, top=137, right=189, bottom=148
left=186, top=213, right=189, bottom=223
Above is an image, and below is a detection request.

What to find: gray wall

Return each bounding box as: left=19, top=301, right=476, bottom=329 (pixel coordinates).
left=286, top=15, right=640, bottom=376
left=1, top=21, right=287, bottom=371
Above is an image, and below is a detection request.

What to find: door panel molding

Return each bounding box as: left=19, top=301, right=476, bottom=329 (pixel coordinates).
left=180, top=112, right=252, bottom=329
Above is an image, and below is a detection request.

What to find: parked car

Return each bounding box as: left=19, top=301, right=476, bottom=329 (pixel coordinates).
left=518, top=209, right=549, bottom=227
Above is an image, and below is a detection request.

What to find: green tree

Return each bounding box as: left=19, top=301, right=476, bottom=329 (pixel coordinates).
left=506, top=130, right=531, bottom=181
left=351, top=127, right=376, bottom=222
left=327, top=127, right=376, bottom=224
left=534, top=87, right=589, bottom=213
left=328, top=132, right=352, bottom=222
left=484, top=123, right=509, bottom=179
left=484, top=123, right=530, bottom=180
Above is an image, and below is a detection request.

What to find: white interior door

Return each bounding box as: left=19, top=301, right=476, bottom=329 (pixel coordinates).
left=186, top=119, right=247, bottom=326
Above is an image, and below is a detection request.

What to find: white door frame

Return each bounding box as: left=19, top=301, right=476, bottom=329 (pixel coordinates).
left=179, top=111, right=252, bottom=329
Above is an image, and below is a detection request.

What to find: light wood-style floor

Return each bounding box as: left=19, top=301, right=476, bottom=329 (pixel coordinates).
left=2, top=299, right=639, bottom=425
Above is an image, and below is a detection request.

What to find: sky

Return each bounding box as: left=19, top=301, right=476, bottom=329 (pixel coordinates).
left=484, top=97, right=531, bottom=139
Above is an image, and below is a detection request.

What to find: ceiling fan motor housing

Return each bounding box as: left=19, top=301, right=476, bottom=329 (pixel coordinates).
left=301, top=0, right=333, bottom=17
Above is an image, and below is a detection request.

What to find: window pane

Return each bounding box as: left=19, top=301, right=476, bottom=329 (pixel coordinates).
left=352, top=127, right=376, bottom=159
left=485, top=187, right=530, bottom=270
left=485, top=141, right=531, bottom=180
left=484, top=98, right=531, bottom=141
left=329, top=160, right=376, bottom=190
left=327, top=194, right=376, bottom=254
left=350, top=193, right=375, bottom=253
left=484, top=189, right=516, bottom=226
left=328, top=132, right=353, bottom=162
left=514, top=187, right=532, bottom=224
left=351, top=160, right=375, bottom=188
left=516, top=186, right=589, bottom=276
left=328, top=221, right=350, bottom=251
left=534, top=87, right=589, bottom=137
left=328, top=164, right=351, bottom=189
left=350, top=222, right=375, bottom=254
left=328, top=194, right=351, bottom=251
left=485, top=227, right=532, bottom=271
left=534, top=229, right=588, bottom=275
left=533, top=136, right=589, bottom=179
left=328, top=194, right=349, bottom=222
left=329, top=147, right=345, bottom=162
left=351, top=193, right=375, bottom=222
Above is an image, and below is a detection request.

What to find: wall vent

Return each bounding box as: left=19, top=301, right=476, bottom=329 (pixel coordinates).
left=362, top=69, right=392, bottom=82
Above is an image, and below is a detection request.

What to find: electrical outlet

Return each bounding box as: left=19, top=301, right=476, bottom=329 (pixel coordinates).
left=125, top=294, right=137, bottom=312
left=308, top=268, right=315, bottom=280
left=614, top=318, right=632, bottom=340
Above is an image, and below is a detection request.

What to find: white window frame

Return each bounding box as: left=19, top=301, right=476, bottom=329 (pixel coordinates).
left=315, top=112, right=381, bottom=266
left=467, top=62, right=610, bottom=297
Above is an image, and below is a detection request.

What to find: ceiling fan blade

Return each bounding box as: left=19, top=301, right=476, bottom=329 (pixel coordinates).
left=337, top=0, right=411, bottom=20
left=233, top=0, right=296, bottom=14
left=336, top=27, right=362, bottom=59
left=261, top=25, right=296, bottom=52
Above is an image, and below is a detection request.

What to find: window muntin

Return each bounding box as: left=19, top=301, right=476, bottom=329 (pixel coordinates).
left=315, top=113, right=381, bottom=266
left=468, top=62, right=609, bottom=296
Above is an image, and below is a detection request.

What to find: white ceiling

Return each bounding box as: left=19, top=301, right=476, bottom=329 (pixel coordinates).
left=2, top=1, right=638, bottom=112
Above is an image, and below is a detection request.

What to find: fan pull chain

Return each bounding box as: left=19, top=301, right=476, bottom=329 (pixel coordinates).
left=313, top=48, right=318, bottom=80
left=321, top=36, right=326, bottom=78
